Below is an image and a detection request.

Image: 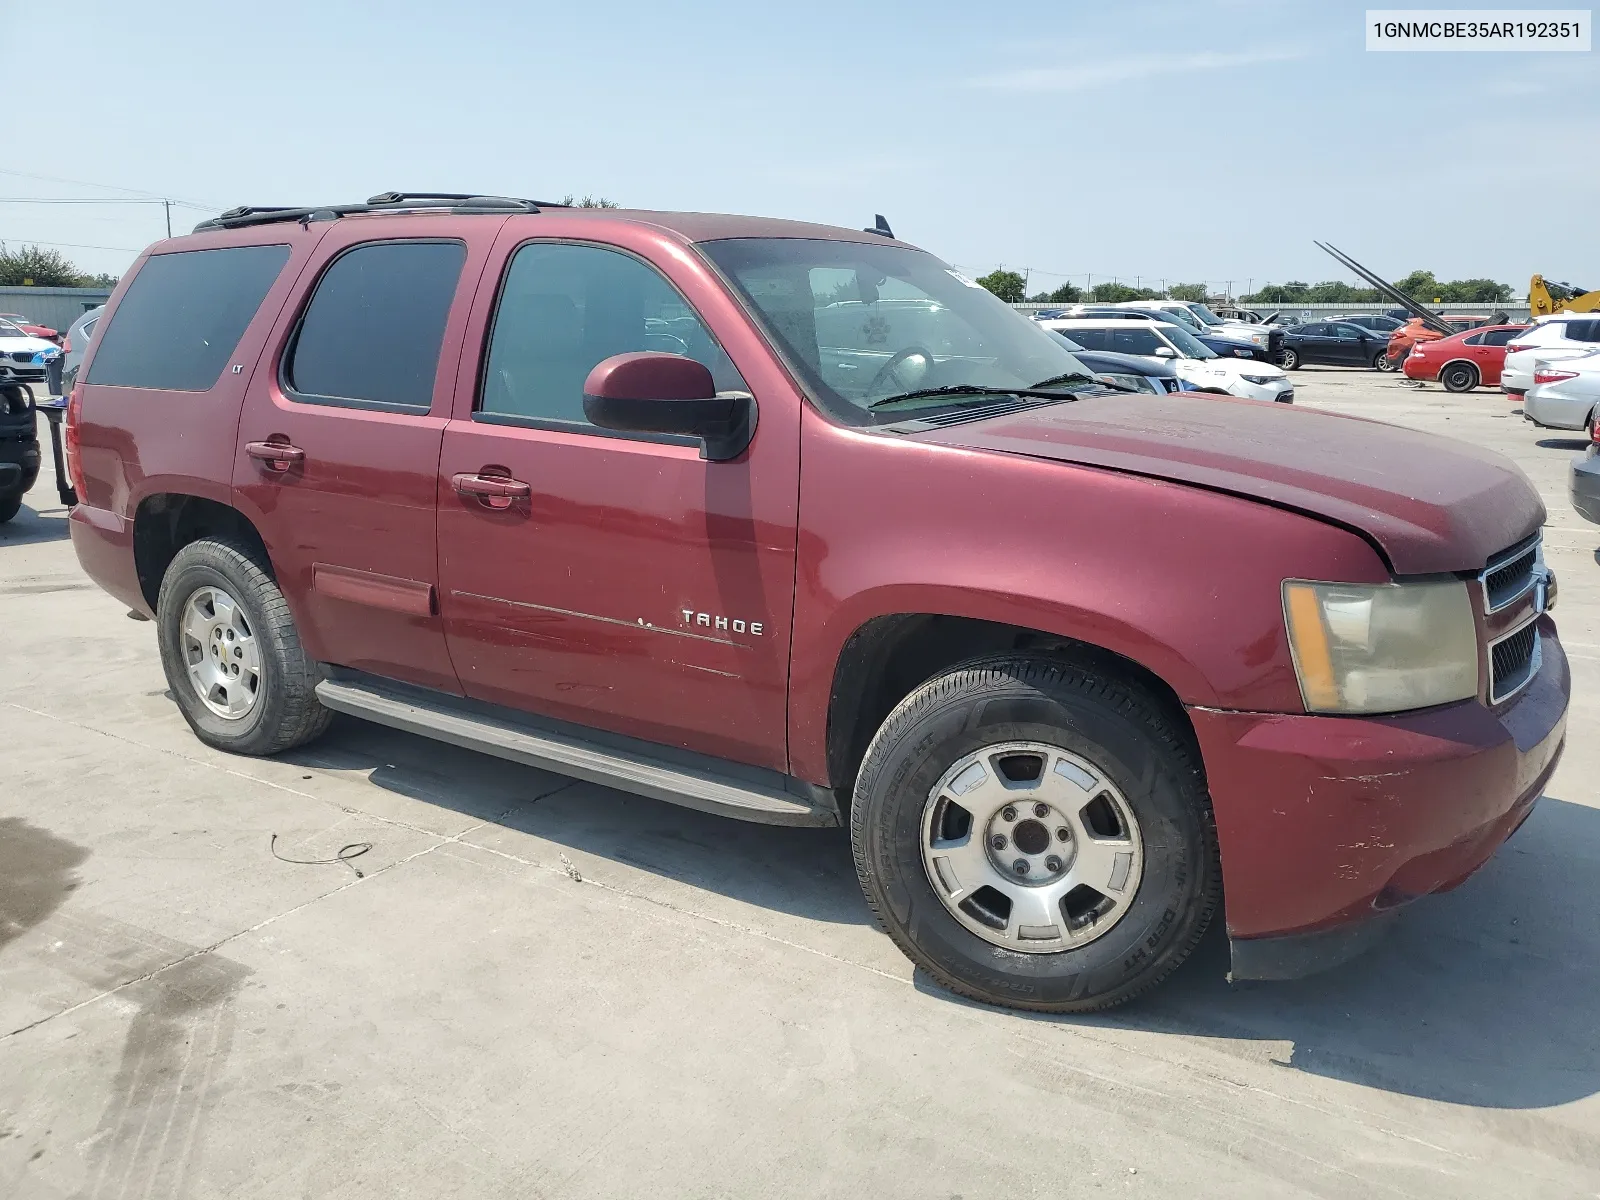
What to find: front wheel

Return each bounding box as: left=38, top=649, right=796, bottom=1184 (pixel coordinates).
left=850, top=656, right=1220, bottom=1013
left=0, top=492, right=21, bottom=524
left=1441, top=362, right=1479, bottom=392
left=1278, top=348, right=1300, bottom=370
left=156, top=537, right=332, bottom=756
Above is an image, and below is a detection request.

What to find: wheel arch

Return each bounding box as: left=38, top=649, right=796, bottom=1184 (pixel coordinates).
left=132, top=493, right=272, bottom=611
left=822, top=610, right=1201, bottom=806
left=1438, top=357, right=1480, bottom=382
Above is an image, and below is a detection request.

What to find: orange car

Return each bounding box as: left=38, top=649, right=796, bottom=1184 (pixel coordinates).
left=1385, top=315, right=1491, bottom=366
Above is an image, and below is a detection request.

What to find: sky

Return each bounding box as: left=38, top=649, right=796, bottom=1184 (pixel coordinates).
left=8, top=0, right=1598, bottom=296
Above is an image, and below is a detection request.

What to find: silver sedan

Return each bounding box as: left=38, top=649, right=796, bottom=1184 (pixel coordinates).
left=1524, top=351, right=1600, bottom=432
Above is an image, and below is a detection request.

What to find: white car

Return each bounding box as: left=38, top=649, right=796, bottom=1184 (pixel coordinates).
left=1523, top=350, right=1600, bottom=432
left=1043, top=318, right=1293, bottom=402
left=1117, top=299, right=1276, bottom=352
left=0, top=320, right=62, bottom=387
left=1500, top=314, right=1600, bottom=396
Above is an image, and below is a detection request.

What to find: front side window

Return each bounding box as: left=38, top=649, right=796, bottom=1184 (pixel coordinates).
left=1157, top=324, right=1217, bottom=359
left=287, top=240, right=466, bottom=410
left=479, top=242, right=745, bottom=426
left=1333, top=324, right=1365, bottom=339
left=700, top=237, right=1092, bottom=422
left=88, top=244, right=291, bottom=390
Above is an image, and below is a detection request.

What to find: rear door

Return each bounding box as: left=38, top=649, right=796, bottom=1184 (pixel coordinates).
left=231, top=216, right=503, bottom=693
left=435, top=223, right=802, bottom=770
left=1293, top=323, right=1332, bottom=362
left=1474, top=327, right=1520, bottom=383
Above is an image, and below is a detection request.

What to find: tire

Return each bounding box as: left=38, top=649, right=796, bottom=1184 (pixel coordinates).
left=1440, top=362, right=1479, bottom=393
left=1278, top=348, right=1300, bottom=370
left=156, top=537, right=332, bottom=756
left=850, top=655, right=1220, bottom=1013
left=0, top=492, right=21, bottom=524
left=1373, top=351, right=1396, bottom=372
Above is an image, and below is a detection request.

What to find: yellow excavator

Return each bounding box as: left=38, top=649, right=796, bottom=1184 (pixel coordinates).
left=1529, top=276, right=1597, bottom=319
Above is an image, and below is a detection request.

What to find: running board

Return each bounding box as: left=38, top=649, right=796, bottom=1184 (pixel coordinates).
left=314, top=675, right=838, bottom=828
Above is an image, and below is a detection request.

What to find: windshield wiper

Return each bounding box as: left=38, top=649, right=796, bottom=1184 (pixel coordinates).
left=867, top=380, right=1119, bottom=410
left=1028, top=371, right=1136, bottom=393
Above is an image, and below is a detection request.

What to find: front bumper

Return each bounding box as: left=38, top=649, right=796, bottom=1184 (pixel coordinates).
left=1191, top=617, right=1568, bottom=978
left=1571, top=451, right=1600, bottom=524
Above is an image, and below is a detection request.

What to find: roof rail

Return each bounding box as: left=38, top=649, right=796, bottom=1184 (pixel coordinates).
left=192, top=192, right=570, bottom=233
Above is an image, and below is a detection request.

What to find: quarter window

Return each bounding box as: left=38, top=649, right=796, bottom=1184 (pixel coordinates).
left=286, top=240, right=466, bottom=410
left=478, top=242, right=744, bottom=426
left=87, top=245, right=290, bottom=391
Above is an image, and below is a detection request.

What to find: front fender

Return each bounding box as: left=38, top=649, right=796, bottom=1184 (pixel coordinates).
left=785, top=415, right=1390, bottom=785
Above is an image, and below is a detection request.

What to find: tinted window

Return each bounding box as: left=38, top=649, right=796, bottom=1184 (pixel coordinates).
left=88, top=245, right=290, bottom=390
left=285, top=240, right=464, bottom=409
left=1571, top=319, right=1600, bottom=343
left=1103, top=327, right=1167, bottom=356
left=479, top=242, right=745, bottom=425
left=1060, top=328, right=1109, bottom=351
left=1461, top=332, right=1485, bottom=346
left=1480, top=328, right=1522, bottom=346
left=1332, top=324, right=1366, bottom=339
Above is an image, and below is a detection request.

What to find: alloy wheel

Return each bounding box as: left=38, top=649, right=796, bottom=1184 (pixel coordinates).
left=179, top=585, right=262, bottom=720
left=920, top=741, right=1144, bottom=953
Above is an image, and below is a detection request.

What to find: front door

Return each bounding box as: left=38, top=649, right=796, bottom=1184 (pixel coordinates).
left=436, top=231, right=800, bottom=770
left=232, top=217, right=502, bottom=693
left=1330, top=323, right=1373, bottom=365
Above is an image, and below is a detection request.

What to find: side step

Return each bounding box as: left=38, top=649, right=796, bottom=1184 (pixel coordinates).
left=314, top=675, right=838, bottom=828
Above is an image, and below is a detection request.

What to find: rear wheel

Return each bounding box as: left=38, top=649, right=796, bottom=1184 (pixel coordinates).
left=1373, top=351, right=1396, bottom=371
left=850, top=655, right=1220, bottom=1013
left=156, top=538, right=331, bottom=756
left=1441, top=362, right=1480, bottom=392
left=1278, top=348, right=1300, bottom=370
left=0, top=493, right=21, bottom=524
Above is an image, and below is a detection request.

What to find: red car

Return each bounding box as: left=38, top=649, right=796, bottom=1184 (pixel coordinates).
left=1403, top=324, right=1529, bottom=392
left=65, top=196, right=1567, bottom=1012
left=0, top=313, right=61, bottom=344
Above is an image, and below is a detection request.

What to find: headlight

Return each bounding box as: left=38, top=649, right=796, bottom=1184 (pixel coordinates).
left=1239, top=374, right=1277, bottom=384
left=1095, top=372, right=1157, bottom=393
left=1249, top=333, right=1265, bottom=345
left=1282, top=580, right=1478, bottom=714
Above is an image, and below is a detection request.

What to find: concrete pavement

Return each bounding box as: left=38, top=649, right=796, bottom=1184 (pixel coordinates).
left=2, top=370, right=1598, bottom=1197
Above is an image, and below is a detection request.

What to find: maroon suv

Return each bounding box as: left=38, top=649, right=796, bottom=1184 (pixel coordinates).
left=66, top=193, right=1567, bottom=1011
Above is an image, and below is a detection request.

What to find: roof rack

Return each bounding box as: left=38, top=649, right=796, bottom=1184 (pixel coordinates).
left=192, top=191, right=572, bottom=233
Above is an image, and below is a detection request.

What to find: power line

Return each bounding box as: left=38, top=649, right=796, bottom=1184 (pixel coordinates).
left=1, top=237, right=144, bottom=253
left=0, top=168, right=223, bottom=210
left=0, top=196, right=217, bottom=211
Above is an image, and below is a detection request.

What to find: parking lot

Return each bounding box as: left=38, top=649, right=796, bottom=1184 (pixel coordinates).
left=2, top=369, right=1597, bottom=1198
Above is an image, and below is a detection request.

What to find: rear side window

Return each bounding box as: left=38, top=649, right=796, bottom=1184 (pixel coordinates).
left=1569, top=319, right=1600, bottom=343
left=1480, top=328, right=1521, bottom=346
left=1062, top=328, right=1109, bottom=351
left=286, top=240, right=466, bottom=410
left=87, top=245, right=290, bottom=390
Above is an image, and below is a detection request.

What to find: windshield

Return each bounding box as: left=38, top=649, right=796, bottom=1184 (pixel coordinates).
left=1151, top=306, right=1202, bottom=332
left=699, top=238, right=1093, bottom=421
left=1184, top=303, right=1225, bottom=327
left=0, top=322, right=26, bottom=338
left=1159, top=324, right=1217, bottom=359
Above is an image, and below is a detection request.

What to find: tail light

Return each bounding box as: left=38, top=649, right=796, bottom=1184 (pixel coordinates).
left=63, top=333, right=73, bottom=354
left=1506, top=343, right=1527, bottom=353
left=1534, top=368, right=1579, bottom=385
left=65, top=384, right=84, bottom=493
left=1592, top=423, right=1600, bottom=446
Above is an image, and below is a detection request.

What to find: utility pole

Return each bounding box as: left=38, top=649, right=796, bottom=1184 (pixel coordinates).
left=164, top=199, right=172, bottom=238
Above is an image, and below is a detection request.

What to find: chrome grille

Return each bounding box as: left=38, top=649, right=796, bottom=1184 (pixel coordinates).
left=1489, top=620, right=1540, bottom=703
left=1480, top=535, right=1541, bottom=613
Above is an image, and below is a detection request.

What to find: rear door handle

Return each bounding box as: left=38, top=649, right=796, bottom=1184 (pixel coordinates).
left=245, top=440, right=305, bottom=473
left=452, top=471, right=531, bottom=510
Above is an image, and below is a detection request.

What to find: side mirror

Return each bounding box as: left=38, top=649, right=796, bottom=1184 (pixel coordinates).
left=583, top=352, right=755, bottom=461
left=1152, top=346, right=1177, bottom=358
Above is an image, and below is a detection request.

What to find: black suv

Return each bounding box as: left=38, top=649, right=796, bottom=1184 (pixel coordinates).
left=0, top=385, right=41, bottom=523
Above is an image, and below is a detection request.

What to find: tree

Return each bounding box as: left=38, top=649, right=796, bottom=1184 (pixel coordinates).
left=976, top=269, right=1026, bottom=303
left=1166, top=282, right=1208, bottom=302
left=561, top=195, right=620, bottom=209
left=1088, top=281, right=1160, bottom=303
left=0, top=244, right=87, bottom=287
left=1027, top=282, right=1082, bottom=304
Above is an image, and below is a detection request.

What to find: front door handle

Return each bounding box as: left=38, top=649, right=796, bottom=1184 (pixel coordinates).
left=452, top=471, right=531, bottom=510
left=245, top=439, right=305, bottom=473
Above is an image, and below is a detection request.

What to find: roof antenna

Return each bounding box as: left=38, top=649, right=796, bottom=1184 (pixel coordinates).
left=865, top=214, right=894, bottom=239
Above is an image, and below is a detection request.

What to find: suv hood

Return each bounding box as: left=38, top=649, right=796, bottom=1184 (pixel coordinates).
left=914, top=394, right=1542, bottom=574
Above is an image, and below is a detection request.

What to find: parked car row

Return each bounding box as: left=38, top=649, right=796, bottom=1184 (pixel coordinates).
left=0, top=318, right=63, bottom=388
